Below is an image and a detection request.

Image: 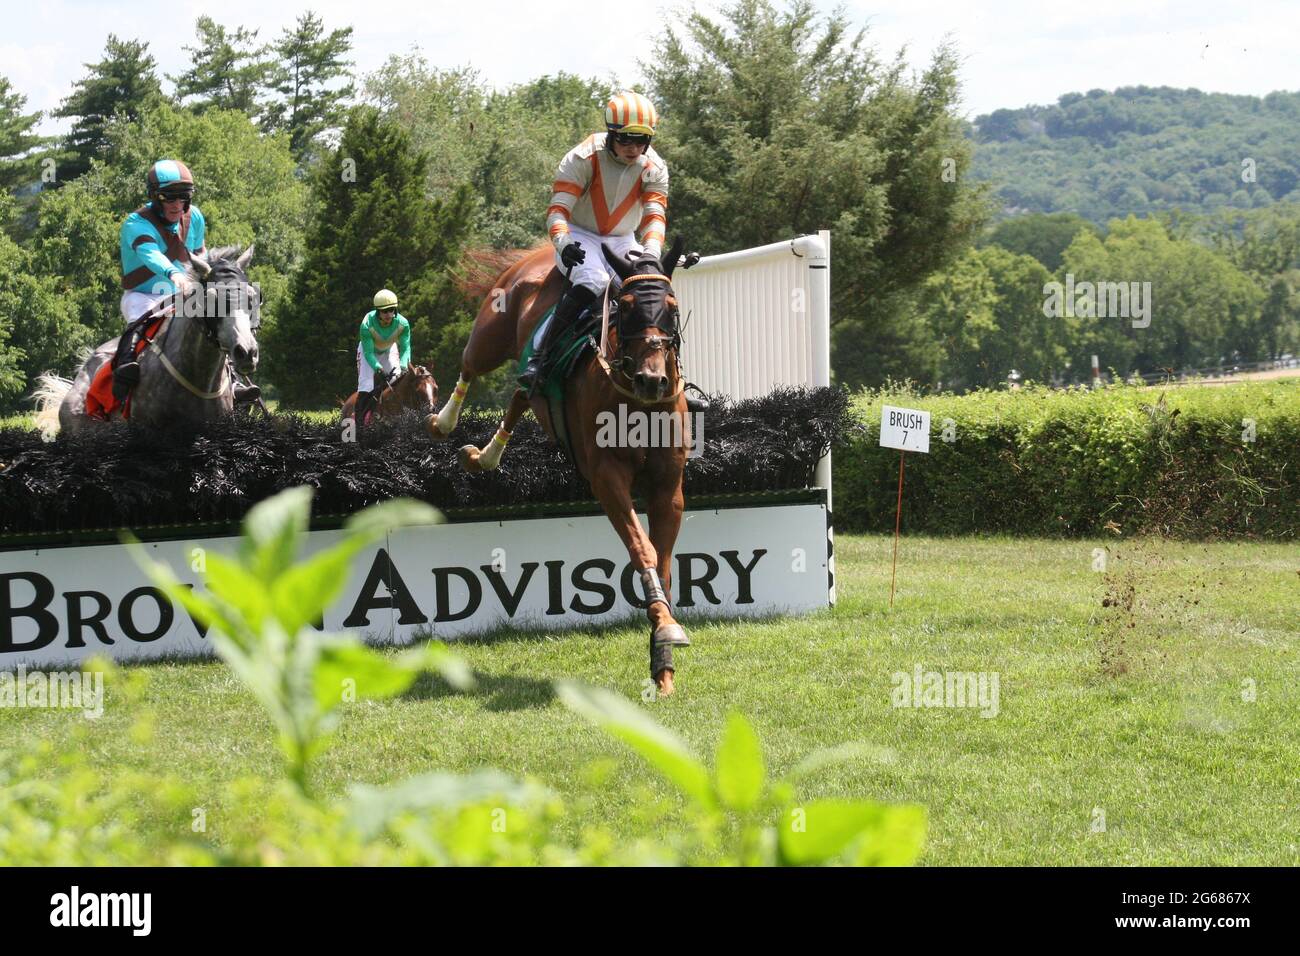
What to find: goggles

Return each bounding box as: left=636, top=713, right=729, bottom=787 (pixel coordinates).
left=610, top=130, right=652, bottom=147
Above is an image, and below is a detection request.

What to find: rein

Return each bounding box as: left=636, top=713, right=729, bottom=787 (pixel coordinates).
left=597, top=273, right=685, bottom=405
left=146, top=299, right=230, bottom=402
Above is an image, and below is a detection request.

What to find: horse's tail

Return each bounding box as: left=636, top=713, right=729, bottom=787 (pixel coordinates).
left=32, top=372, right=73, bottom=437
left=455, top=244, right=549, bottom=301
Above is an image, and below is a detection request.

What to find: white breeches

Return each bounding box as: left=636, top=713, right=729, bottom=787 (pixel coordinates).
left=357, top=343, right=399, bottom=392
left=558, top=224, right=644, bottom=293
left=120, top=290, right=171, bottom=324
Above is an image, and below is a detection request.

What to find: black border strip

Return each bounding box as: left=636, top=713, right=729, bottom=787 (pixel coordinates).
left=0, top=488, right=828, bottom=552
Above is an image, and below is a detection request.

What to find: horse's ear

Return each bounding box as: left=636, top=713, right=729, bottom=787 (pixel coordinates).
left=235, top=244, right=255, bottom=272
left=662, top=236, right=686, bottom=281
left=190, top=254, right=212, bottom=279
left=602, top=243, right=635, bottom=281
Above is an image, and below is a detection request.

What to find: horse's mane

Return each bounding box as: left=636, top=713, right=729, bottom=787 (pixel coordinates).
left=186, top=245, right=248, bottom=280
left=455, top=244, right=549, bottom=299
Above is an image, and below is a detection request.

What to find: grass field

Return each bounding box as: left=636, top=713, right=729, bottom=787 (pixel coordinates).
left=4, top=532, right=1295, bottom=865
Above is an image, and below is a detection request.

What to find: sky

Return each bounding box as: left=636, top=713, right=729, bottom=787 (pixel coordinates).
left=3, top=0, right=1296, bottom=136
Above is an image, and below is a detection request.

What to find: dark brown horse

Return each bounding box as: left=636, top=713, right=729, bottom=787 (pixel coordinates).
left=342, top=365, right=439, bottom=425
left=425, top=238, right=691, bottom=695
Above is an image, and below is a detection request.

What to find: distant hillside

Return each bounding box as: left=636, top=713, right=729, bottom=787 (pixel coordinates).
left=969, top=87, right=1300, bottom=224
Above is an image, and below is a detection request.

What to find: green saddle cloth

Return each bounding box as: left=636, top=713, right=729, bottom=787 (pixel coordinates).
left=517, top=303, right=602, bottom=464
left=516, top=304, right=601, bottom=403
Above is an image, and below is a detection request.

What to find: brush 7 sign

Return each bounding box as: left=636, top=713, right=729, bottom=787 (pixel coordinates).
left=879, top=405, right=930, bottom=453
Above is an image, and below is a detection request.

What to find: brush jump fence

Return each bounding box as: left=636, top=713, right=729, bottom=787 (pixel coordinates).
left=0, top=237, right=846, bottom=667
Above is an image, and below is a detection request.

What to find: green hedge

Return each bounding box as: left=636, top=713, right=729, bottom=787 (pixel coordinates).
left=833, top=380, right=1300, bottom=538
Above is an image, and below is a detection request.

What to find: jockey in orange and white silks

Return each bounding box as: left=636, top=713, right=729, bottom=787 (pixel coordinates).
left=518, top=91, right=668, bottom=394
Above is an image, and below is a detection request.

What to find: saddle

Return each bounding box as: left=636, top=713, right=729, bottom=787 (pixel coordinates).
left=85, top=312, right=168, bottom=420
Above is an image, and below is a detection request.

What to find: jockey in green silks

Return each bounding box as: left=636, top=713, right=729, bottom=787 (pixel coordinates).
left=355, top=288, right=411, bottom=422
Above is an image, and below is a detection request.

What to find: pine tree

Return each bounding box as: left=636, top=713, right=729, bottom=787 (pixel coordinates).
left=646, top=0, right=989, bottom=388
left=55, top=36, right=164, bottom=181
left=264, top=11, right=355, bottom=158
left=266, top=106, right=477, bottom=407
left=169, top=16, right=270, bottom=120
left=0, top=75, right=49, bottom=194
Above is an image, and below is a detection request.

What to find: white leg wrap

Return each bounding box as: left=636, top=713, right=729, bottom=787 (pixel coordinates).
left=640, top=567, right=669, bottom=609
left=477, top=426, right=510, bottom=470
left=436, top=376, right=469, bottom=434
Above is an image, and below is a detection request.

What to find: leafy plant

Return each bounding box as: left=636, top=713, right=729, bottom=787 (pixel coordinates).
left=128, top=485, right=473, bottom=792
left=557, top=682, right=926, bottom=866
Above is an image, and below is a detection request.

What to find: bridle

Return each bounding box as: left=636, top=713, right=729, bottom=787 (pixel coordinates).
left=149, top=265, right=259, bottom=400
left=598, top=272, right=684, bottom=404
left=386, top=365, right=438, bottom=414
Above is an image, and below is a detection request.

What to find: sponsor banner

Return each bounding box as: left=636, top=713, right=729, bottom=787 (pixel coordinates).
left=0, top=504, right=830, bottom=669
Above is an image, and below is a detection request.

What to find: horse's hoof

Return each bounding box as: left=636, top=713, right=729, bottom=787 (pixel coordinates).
left=458, top=444, right=483, bottom=472
left=656, top=670, right=676, bottom=697
left=654, top=623, right=691, bottom=646
left=425, top=414, right=448, bottom=441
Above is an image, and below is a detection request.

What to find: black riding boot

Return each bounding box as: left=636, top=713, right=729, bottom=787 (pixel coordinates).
left=354, top=390, right=378, bottom=424
left=111, top=325, right=147, bottom=402
left=233, top=381, right=261, bottom=405
left=227, top=360, right=261, bottom=406
left=684, top=383, right=711, bottom=414
left=518, top=284, right=597, bottom=395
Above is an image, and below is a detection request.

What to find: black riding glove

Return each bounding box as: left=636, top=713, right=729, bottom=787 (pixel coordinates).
left=560, top=242, right=586, bottom=269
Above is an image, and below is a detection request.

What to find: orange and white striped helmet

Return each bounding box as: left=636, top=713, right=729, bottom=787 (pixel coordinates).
left=605, top=91, right=658, bottom=137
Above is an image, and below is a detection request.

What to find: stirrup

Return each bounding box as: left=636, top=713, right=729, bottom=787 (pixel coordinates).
left=232, top=382, right=261, bottom=406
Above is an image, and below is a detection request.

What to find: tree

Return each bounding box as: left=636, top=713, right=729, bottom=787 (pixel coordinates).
left=265, top=106, right=476, bottom=407
left=0, top=199, right=33, bottom=409
left=0, top=193, right=80, bottom=413
left=0, top=75, right=48, bottom=195
left=918, top=247, right=1067, bottom=390
left=971, top=88, right=1300, bottom=222
left=1059, top=217, right=1264, bottom=373
left=54, top=36, right=164, bottom=181
left=264, top=11, right=355, bottom=158
left=643, top=0, right=988, bottom=388
left=170, top=16, right=270, bottom=120
left=981, top=212, right=1102, bottom=272
left=363, top=58, right=606, bottom=248
left=1199, top=204, right=1300, bottom=358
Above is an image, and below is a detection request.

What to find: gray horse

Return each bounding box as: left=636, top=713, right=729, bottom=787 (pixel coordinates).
left=35, top=245, right=260, bottom=435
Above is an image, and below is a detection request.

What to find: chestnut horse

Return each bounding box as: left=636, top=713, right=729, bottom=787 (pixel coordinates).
left=342, top=365, right=439, bottom=425
left=425, top=238, right=692, bottom=695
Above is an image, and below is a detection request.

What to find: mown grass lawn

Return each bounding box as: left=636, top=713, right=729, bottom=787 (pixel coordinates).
left=3, top=533, right=1296, bottom=865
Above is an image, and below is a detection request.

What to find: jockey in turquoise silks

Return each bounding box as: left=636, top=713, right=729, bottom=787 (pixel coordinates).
left=114, top=159, right=258, bottom=405
left=354, top=288, right=411, bottom=422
